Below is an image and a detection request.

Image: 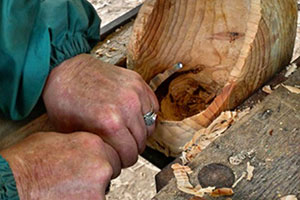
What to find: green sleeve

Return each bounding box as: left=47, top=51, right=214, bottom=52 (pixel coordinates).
left=0, top=0, right=101, bottom=120
left=0, top=156, right=19, bottom=200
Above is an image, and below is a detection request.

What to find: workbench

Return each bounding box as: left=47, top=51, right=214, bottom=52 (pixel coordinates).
left=0, top=4, right=299, bottom=200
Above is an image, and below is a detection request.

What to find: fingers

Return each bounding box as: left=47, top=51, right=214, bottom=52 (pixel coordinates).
left=100, top=126, right=139, bottom=168
left=127, top=113, right=147, bottom=154
left=139, top=83, right=159, bottom=137
left=144, top=82, right=160, bottom=113
left=103, top=143, right=122, bottom=179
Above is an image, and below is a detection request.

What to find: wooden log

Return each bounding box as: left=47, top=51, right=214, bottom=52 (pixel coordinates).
left=127, top=0, right=298, bottom=156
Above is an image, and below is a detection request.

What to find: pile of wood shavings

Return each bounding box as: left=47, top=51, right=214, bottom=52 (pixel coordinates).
left=181, top=109, right=250, bottom=164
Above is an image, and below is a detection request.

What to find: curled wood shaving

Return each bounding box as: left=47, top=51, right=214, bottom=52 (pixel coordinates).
left=285, top=63, right=297, bottom=78
left=280, top=195, right=298, bottom=200
left=210, top=188, right=234, bottom=197
left=246, top=162, right=255, bottom=181
left=262, top=85, right=273, bottom=94
left=281, top=84, right=300, bottom=94
left=105, top=52, right=113, bottom=58
left=171, top=163, right=215, bottom=197
left=181, top=109, right=250, bottom=164
left=229, top=153, right=246, bottom=166
left=229, top=150, right=255, bottom=166
left=171, top=163, right=194, bottom=189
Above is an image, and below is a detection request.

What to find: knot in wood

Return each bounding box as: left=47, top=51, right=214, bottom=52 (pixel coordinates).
left=197, top=163, right=235, bottom=188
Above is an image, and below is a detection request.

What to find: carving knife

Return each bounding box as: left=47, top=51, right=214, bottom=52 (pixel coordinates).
left=149, top=62, right=183, bottom=91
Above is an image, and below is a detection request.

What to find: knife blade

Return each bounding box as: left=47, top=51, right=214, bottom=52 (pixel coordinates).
left=149, top=62, right=183, bottom=91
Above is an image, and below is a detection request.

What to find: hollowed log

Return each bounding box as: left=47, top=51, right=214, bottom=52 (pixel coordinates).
left=127, top=0, right=297, bottom=156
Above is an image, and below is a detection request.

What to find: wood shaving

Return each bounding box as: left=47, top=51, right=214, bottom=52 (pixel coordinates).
left=171, top=163, right=194, bottom=189
left=232, top=172, right=247, bottom=188
left=181, top=109, right=250, bottom=164
left=285, top=63, right=297, bottom=77
left=172, top=164, right=234, bottom=198
left=210, top=188, right=234, bottom=197
left=274, top=84, right=281, bottom=90
left=281, top=84, right=300, bottom=94
left=171, top=163, right=216, bottom=197
left=229, top=153, right=246, bottom=166
left=229, top=150, right=256, bottom=166
left=262, top=85, right=273, bottom=94
left=280, top=195, right=298, bottom=200
left=246, top=162, right=255, bottom=181
left=105, top=52, right=113, bottom=58
left=109, top=47, right=119, bottom=52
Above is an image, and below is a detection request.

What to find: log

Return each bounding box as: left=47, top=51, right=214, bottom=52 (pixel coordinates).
left=127, top=0, right=298, bottom=156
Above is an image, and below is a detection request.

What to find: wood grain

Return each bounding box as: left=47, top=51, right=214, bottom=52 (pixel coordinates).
left=152, top=68, right=300, bottom=200
left=127, top=0, right=298, bottom=156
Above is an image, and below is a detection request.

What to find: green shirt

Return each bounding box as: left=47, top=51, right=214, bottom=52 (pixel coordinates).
left=0, top=0, right=101, bottom=120
left=0, top=0, right=101, bottom=198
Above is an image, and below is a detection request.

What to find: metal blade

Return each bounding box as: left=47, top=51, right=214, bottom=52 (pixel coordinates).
left=149, top=62, right=183, bottom=91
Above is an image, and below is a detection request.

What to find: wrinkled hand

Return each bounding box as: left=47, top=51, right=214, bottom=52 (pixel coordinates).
left=43, top=54, right=159, bottom=167
left=0, top=132, right=121, bottom=200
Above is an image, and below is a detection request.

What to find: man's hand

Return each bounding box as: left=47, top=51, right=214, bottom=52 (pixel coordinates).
left=0, top=132, right=121, bottom=200
left=43, top=54, right=159, bottom=167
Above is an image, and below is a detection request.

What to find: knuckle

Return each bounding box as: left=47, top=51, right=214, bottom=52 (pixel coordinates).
left=130, top=70, right=143, bottom=80
left=98, top=108, right=124, bottom=133
left=95, top=161, right=113, bottom=182
left=74, top=132, right=103, bottom=148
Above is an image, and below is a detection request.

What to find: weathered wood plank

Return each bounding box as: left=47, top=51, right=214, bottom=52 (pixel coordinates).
left=155, top=55, right=300, bottom=192
left=153, top=69, right=300, bottom=199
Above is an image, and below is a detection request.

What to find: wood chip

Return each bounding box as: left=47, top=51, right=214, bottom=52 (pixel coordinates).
left=210, top=188, right=234, bottom=197
left=232, top=172, right=247, bottom=188
left=171, top=163, right=216, bottom=197
left=280, top=195, right=298, bottom=200
left=246, top=162, right=255, bottom=181
left=274, top=84, right=281, bottom=90
left=105, top=53, right=113, bottom=58
left=262, top=85, right=273, bottom=94
left=182, top=109, right=250, bottom=164
left=281, top=84, right=300, bottom=94
left=171, top=163, right=194, bottom=189
left=285, top=63, right=297, bottom=77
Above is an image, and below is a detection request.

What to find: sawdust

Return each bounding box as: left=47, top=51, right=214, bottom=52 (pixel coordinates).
left=181, top=109, right=250, bottom=165
left=171, top=163, right=234, bottom=198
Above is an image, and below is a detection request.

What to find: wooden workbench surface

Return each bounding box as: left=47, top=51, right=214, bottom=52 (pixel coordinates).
left=153, top=69, right=300, bottom=199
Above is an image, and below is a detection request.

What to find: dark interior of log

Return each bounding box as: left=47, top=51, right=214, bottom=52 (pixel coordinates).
left=148, top=0, right=251, bottom=121
left=155, top=69, right=218, bottom=121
